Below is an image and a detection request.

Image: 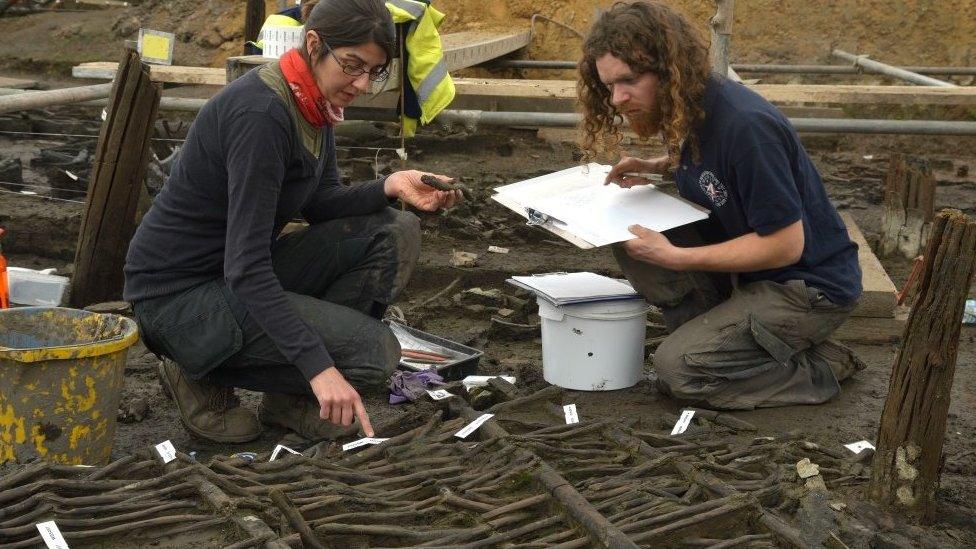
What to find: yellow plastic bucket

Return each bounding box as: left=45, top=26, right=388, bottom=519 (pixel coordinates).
left=0, top=307, right=139, bottom=465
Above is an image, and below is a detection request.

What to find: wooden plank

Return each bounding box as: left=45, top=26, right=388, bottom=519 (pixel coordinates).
left=834, top=310, right=907, bottom=345
left=367, top=79, right=976, bottom=107
left=73, top=62, right=226, bottom=86
left=441, top=30, right=532, bottom=72
left=0, top=76, right=39, bottom=90
left=72, top=59, right=976, bottom=107
left=841, top=212, right=898, bottom=319
left=70, top=50, right=161, bottom=307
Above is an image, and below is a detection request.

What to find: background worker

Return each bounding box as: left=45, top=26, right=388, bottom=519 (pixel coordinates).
left=124, top=0, right=461, bottom=443
left=578, top=1, right=864, bottom=410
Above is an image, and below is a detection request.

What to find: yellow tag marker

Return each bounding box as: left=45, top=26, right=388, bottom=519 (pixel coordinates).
left=141, top=34, right=170, bottom=61
left=138, top=29, right=175, bottom=65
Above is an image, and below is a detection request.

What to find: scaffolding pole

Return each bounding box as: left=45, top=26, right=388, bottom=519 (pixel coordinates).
left=832, top=49, right=957, bottom=87
left=0, top=83, right=114, bottom=114
left=3, top=90, right=975, bottom=136
left=484, top=60, right=976, bottom=76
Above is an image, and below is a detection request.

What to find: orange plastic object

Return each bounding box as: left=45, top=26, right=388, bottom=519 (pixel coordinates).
left=0, top=228, right=8, bottom=309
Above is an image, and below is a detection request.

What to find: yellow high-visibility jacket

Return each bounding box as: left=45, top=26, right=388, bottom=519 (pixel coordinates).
left=252, top=13, right=303, bottom=51
left=386, top=0, right=455, bottom=136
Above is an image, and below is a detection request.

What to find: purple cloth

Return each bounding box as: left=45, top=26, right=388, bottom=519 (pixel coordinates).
left=388, top=368, right=446, bottom=404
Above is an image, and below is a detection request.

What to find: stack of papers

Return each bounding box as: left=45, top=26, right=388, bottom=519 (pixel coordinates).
left=492, top=163, right=709, bottom=249
left=507, top=272, right=639, bottom=306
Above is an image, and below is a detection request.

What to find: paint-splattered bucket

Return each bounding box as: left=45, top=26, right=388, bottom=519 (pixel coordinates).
left=0, top=307, right=138, bottom=465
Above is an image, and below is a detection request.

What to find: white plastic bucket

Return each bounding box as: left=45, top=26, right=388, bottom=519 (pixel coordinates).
left=537, top=297, right=650, bottom=391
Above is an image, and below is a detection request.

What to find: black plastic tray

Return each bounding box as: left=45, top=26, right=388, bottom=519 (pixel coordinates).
left=387, top=321, right=482, bottom=381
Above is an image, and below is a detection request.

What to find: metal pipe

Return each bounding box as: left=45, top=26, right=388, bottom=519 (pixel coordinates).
left=789, top=118, right=976, bottom=135
left=0, top=83, right=114, bottom=114
left=832, top=49, right=957, bottom=87
left=0, top=89, right=204, bottom=112
left=352, top=108, right=976, bottom=135
left=3, top=93, right=974, bottom=136
left=485, top=61, right=976, bottom=76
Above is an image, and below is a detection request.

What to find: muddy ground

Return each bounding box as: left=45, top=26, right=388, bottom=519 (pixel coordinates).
left=1, top=95, right=976, bottom=544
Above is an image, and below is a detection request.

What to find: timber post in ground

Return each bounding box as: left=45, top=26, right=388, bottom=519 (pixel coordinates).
left=868, top=209, right=976, bottom=522
left=69, top=48, right=161, bottom=308
left=879, top=154, right=937, bottom=259
left=244, top=0, right=265, bottom=55
left=709, top=0, right=735, bottom=78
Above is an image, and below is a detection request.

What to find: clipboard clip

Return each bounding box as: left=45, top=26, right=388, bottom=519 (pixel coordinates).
left=525, top=207, right=567, bottom=227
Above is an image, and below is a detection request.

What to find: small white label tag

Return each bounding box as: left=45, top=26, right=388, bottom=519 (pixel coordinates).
left=269, top=444, right=302, bottom=461
left=64, top=170, right=79, bottom=181
left=670, top=410, right=696, bottom=436
left=154, top=440, right=177, bottom=463
left=564, top=404, right=579, bottom=424
left=341, top=437, right=390, bottom=451
left=455, top=414, right=495, bottom=439
left=427, top=389, right=454, bottom=401
left=844, top=440, right=876, bottom=454
left=36, top=521, right=69, bottom=549
left=461, top=375, right=516, bottom=390
left=100, top=108, right=107, bottom=121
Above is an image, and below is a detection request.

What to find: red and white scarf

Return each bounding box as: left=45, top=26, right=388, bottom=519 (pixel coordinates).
left=279, top=48, right=344, bottom=128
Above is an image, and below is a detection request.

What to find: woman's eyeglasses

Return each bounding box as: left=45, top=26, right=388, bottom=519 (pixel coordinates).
left=320, top=37, right=390, bottom=82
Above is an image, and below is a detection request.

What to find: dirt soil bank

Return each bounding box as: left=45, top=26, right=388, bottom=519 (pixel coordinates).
left=0, top=0, right=974, bottom=75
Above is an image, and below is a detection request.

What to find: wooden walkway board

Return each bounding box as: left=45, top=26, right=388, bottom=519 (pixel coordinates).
left=449, top=79, right=976, bottom=106
left=73, top=59, right=976, bottom=107
left=842, top=212, right=898, bottom=319
left=73, top=62, right=226, bottom=86
left=441, top=30, right=533, bottom=72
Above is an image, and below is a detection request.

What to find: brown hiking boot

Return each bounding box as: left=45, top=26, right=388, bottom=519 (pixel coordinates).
left=157, top=359, right=262, bottom=443
left=259, top=393, right=360, bottom=441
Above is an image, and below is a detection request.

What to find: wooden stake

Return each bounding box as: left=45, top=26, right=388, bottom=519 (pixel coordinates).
left=244, top=0, right=265, bottom=56
left=878, top=154, right=936, bottom=258
left=69, top=49, right=160, bottom=308
left=709, top=1, right=735, bottom=78
left=868, top=209, right=976, bottom=522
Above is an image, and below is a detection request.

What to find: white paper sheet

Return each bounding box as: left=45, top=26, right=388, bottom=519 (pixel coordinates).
left=564, top=404, right=580, bottom=425
left=455, top=414, right=495, bottom=439
left=37, top=521, right=69, bottom=549
left=508, top=272, right=636, bottom=304
left=671, top=410, right=696, bottom=435
left=493, top=163, right=708, bottom=248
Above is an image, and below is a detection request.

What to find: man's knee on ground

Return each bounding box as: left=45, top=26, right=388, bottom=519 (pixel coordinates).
left=652, top=335, right=695, bottom=396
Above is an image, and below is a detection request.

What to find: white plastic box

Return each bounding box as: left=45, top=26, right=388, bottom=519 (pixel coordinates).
left=7, top=267, right=69, bottom=307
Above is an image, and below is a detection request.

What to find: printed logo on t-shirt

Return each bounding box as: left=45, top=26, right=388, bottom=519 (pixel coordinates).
left=699, top=171, right=728, bottom=207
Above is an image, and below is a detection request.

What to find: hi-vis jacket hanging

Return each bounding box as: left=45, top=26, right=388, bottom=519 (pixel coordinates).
left=251, top=13, right=303, bottom=52
left=385, top=0, right=456, bottom=136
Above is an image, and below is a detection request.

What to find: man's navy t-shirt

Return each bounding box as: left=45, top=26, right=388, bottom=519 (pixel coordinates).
left=674, top=76, right=862, bottom=305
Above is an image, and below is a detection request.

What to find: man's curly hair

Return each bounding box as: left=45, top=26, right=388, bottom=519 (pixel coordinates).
left=578, top=1, right=712, bottom=168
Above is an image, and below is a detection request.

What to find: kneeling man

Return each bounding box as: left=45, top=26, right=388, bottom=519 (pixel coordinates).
left=578, top=1, right=864, bottom=410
